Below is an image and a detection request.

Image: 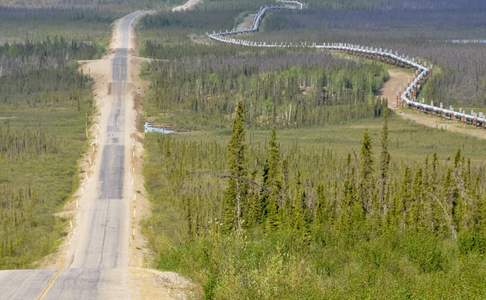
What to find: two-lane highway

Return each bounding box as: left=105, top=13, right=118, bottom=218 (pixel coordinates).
left=43, top=12, right=143, bottom=299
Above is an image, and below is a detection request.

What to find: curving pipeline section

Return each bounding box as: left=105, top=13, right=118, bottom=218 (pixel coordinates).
left=208, top=0, right=486, bottom=127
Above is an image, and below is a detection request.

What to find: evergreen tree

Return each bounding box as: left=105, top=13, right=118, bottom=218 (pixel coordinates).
left=292, top=172, right=306, bottom=232
left=281, top=158, right=290, bottom=212
left=410, top=168, right=424, bottom=230
left=259, top=160, right=270, bottom=224
left=359, top=130, right=375, bottom=216
left=264, top=129, right=283, bottom=230
left=379, top=109, right=391, bottom=218
left=257, top=130, right=283, bottom=229
left=338, top=154, right=356, bottom=233
left=398, top=167, right=412, bottom=230
left=223, top=101, right=248, bottom=232
left=430, top=153, right=443, bottom=233
left=422, top=156, right=435, bottom=232
left=246, top=169, right=260, bottom=227
left=443, top=168, right=459, bottom=240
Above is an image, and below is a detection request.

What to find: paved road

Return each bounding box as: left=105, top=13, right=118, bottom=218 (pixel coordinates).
left=0, top=270, right=54, bottom=300
left=0, top=11, right=143, bottom=300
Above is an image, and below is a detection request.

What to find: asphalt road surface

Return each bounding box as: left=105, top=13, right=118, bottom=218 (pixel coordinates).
left=0, top=11, right=143, bottom=300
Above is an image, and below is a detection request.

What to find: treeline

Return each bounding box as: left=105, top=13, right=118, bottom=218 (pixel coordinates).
left=144, top=108, right=486, bottom=298
left=146, top=50, right=388, bottom=129
left=200, top=0, right=486, bottom=11
left=0, top=6, right=117, bottom=22
left=201, top=0, right=268, bottom=11
left=141, top=41, right=244, bottom=60
left=0, top=65, right=91, bottom=109
left=307, top=0, right=486, bottom=9
left=0, top=38, right=96, bottom=109
left=140, top=9, right=238, bottom=31
left=0, top=37, right=103, bottom=77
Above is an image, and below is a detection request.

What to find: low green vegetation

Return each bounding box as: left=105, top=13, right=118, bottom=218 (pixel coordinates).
left=144, top=110, right=486, bottom=299
left=0, top=38, right=97, bottom=268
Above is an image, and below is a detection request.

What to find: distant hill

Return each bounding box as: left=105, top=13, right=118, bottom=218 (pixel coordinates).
left=306, top=0, right=486, bottom=9
left=0, top=0, right=177, bottom=9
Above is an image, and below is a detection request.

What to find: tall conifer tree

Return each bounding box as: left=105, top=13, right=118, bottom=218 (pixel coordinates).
left=359, top=130, right=374, bottom=216
left=223, top=101, right=248, bottom=232
left=379, top=109, right=391, bottom=217
left=264, top=129, right=283, bottom=230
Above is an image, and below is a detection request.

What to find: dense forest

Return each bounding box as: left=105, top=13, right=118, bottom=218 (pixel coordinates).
left=0, top=38, right=98, bottom=268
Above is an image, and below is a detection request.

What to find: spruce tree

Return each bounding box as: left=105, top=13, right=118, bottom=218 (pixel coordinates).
left=430, top=153, right=442, bottom=233
left=281, top=158, right=290, bottom=214
left=292, top=171, right=306, bottom=231
left=223, top=101, right=248, bottom=232
left=340, top=154, right=357, bottom=234
left=359, top=130, right=375, bottom=216
left=398, top=167, right=412, bottom=231
left=259, top=160, right=270, bottom=224
left=264, top=129, right=283, bottom=230
left=410, top=168, right=424, bottom=230
left=379, top=109, right=391, bottom=218
left=246, top=170, right=260, bottom=228
left=443, top=168, right=458, bottom=240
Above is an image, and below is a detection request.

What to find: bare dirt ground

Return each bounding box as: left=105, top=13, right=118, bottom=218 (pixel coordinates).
left=172, top=0, right=202, bottom=12
left=381, top=67, right=486, bottom=140
left=379, top=67, right=414, bottom=110
left=236, top=14, right=255, bottom=31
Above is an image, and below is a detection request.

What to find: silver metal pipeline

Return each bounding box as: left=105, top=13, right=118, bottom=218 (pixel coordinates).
left=207, top=1, right=486, bottom=127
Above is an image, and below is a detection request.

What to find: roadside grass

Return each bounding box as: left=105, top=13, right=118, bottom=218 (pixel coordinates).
left=0, top=87, right=94, bottom=268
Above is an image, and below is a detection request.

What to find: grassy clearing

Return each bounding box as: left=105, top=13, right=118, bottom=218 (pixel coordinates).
left=176, top=114, right=486, bottom=163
